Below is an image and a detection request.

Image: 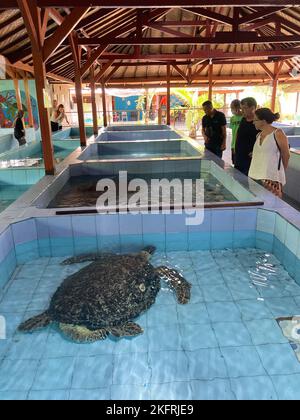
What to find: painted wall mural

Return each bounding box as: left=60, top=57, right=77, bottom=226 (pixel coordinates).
left=0, top=80, right=39, bottom=129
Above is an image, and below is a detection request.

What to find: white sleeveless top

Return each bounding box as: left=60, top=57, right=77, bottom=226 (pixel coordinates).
left=248, top=130, right=286, bottom=185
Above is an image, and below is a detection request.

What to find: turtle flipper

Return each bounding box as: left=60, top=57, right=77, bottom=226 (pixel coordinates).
left=18, top=312, right=52, bottom=332
left=60, top=324, right=108, bottom=343
left=156, top=266, right=191, bottom=304
left=61, top=253, right=108, bottom=265
left=109, top=322, right=144, bottom=338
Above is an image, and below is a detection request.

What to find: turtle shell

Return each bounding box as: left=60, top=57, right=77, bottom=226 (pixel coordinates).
left=48, top=254, right=160, bottom=330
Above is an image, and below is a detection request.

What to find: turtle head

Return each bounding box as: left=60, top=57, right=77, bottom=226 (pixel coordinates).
left=140, top=246, right=156, bottom=260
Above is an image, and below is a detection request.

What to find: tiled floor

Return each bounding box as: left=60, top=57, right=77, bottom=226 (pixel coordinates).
left=0, top=248, right=300, bottom=400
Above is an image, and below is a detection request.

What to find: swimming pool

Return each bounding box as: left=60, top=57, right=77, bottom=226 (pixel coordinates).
left=0, top=209, right=299, bottom=400
left=78, top=140, right=200, bottom=161
left=99, top=130, right=182, bottom=142
left=104, top=124, right=171, bottom=132
left=0, top=140, right=80, bottom=169
left=33, top=159, right=261, bottom=212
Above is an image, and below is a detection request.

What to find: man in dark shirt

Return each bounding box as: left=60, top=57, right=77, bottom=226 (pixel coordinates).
left=234, top=97, right=260, bottom=176
left=202, top=101, right=227, bottom=158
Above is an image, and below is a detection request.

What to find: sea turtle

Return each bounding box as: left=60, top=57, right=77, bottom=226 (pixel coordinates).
left=18, top=246, right=191, bottom=343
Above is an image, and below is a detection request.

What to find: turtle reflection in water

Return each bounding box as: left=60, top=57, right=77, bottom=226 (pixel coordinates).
left=18, top=247, right=191, bottom=343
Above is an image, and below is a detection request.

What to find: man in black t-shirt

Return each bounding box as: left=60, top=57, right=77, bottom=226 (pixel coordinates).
left=234, top=97, right=260, bottom=176
left=202, top=101, right=227, bottom=158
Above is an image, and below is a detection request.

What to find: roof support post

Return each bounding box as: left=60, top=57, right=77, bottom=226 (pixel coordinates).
left=69, top=34, right=86, bottom=147
left=90, top=63, right=98, bottom=135
left=101, top=82, right=108, bottom=128
left=17, top=0, right=55, bottom=175
left=271, top=61, right=283, bottom=112
left=24, top=77, right=34, bottom=127
left=13, top=78, right=23, bottom=111
left=208, top=61, right=213, bottom=102
left=166, top=63, right=171, bottom=126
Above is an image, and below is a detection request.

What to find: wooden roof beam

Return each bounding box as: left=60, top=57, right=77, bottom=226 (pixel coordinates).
left=171, top=63, right=189, bottom=82
left=145, top=23, right=191, bottom=38
left=182, top=7, right=233, bottom=25
left=77, top=34, right=300, bottom=45
left=259, top=63, right=274, bottom=78
left=2, top=1, right=298, bottom=7
left=238, top=6, right=290, bottom=25
left=43, top=7, right=90, bottom=61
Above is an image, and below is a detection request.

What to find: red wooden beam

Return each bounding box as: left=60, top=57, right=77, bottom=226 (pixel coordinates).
left=95, top=48, right=300, bottom=60
left=145, top=23, right=191, bottom=38
left=94, top=73, right=292, bottom=84
left=166, top=63, right=171, bottom=125
left=43, top=7, right=90, bottom=62
left=69, top=33, right=86, bottom=146
left=77, top=34, right=300, bottom=45
left=238, top=7, right=289, bottom=25
left=259, top=63, right=274, bottom=78
left=17, top=0, right=55, bottom=175
left=182, top=7, right=233, bottom=25
left=3, top=1, right=298, bottom=7
left=95, top=60, right=115, bottom=83
left=80, top=45, right=108, bottom=78
left=172, top=63, right=188, bottom=82
left=90, top=62, right=98, bottom=135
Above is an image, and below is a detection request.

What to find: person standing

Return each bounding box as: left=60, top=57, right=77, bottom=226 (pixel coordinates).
left=249, top=108, right=290, bottom=198
left=201, top=100, right=227, bottom=159
left=229, top=99, right=243, bottom=165
left=234, top=97, right=260, bottom=175
left=13, top=110, right=27, bottom=146
left=50, top=104, right=69, bottom=132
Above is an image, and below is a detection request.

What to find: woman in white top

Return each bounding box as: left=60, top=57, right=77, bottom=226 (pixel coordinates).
left=50, top=104, right=69, bottom=132
left=249, top=108, right=290, bottom=198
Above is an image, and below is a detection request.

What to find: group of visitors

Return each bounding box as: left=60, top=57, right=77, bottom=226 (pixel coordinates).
left=201, top=98, right=290, bottom=198
left=13, top=100, right=69, bottom=146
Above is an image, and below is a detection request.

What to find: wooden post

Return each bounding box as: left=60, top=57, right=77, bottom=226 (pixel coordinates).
left=101, top=82, right=108, bottom=128
left=69, top=34, right=86, bottom=147
left=208, top=62, right=213, bottom=102
left=74, top=72, right=86, bottom=147
left=271, top=62, right=279, bottom=113
left=13, top=78, right=23, bottom=111
left=24, top=77, right=34, bottom=127
left=18, top=0, right=55, bottom=175
left=166, top=64, right=171, bottom=126
left=32, top=52, right=55, bottom=174
left=90, top=64, right=98, bottom=135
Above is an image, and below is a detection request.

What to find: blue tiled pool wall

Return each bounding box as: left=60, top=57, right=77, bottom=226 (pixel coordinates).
left=0, top=168, right=44, bottom=186
left=78, top=140, right=199, bottom=160
left=0, top=128, right=40, bottom=155
left=52, top=127, right=94, bottom=140
left=0, top=208, right=299, bottom=294
left=99, top=130, right=182, bottom=142
left=0, top=139, right=80, bottom=162
left=288, top=135, right=300, bottom=148
left=104, top=125, right=171, bottom=131
left=0, top=134, right=19, bottom=155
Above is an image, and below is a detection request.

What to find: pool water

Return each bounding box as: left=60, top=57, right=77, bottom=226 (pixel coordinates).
left=0, top=143, right=79, bottom=169
left=78, top=141, right=200, bottom=161
left=0, top=248, right=300, bottom=400
left=48, top=173, right=237, bottom=209
left=0, top=185, right=33, bottom=213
